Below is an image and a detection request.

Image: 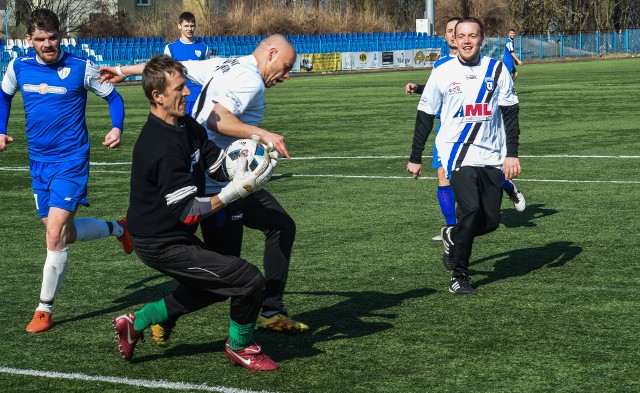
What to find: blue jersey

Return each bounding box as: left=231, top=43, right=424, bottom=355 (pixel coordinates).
left=164, top=39, right=209, bottom=103
left=433, top=53, right=455, bottom=69
left=503, top=38, right=515, bottom=69
left=1, top=52, right=116, bottom=162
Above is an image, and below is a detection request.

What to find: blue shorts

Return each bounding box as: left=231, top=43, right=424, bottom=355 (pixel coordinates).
left=505, top=62, right=517, bottom=74
left=30, top=159, right=90, bottom=218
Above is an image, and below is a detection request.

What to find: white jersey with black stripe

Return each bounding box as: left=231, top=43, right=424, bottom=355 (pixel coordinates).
left=183, top=55, right=265, bottom=194
left=417, top=55, right=518, bottom=176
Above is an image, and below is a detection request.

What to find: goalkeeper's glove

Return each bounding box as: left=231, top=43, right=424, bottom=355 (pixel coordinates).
left=251, top=135, right=279, bottom=168
left=218, top=156, right=274, bottom=205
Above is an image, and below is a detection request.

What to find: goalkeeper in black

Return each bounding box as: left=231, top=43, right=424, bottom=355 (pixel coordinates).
left=110, top=55, right=279, bottom=371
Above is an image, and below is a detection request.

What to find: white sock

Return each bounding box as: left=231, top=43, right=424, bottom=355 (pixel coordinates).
left=39, top=248, right=69, bottom=305
left=74, top=218, right=111, bottom=241
left=36, top=302, right=53, bottom=313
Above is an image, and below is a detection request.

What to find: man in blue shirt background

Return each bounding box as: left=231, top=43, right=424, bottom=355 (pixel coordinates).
left=503, top=29, right=523, bottom=80
left=164, top=11, right=209, bottom=116
left=0, top=8, right=131, bottom=333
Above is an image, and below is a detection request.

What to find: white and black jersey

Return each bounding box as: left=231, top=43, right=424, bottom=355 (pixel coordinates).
left=126, top=114, right=226, bottom=238
left=185, top=55, right=265, bottom=147
left=183, top=55, right=265, bottom=195
left=417, top=56, right=519, bottom=176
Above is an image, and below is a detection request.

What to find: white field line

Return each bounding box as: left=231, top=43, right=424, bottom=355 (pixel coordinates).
left=1, top=154, right=636, bottom=171
left=270, top=174, right=640, bottom=184
left=1, top=154, right=639, bottom=184
left=3, top=168, right=638, bottom=183
left=285, top=154, right=640, bottom=160
left=1, top=170, right=639, bottom=184
left=81, top=154, right=639, bottom=164
left=0, top=366, right=276, bottom=393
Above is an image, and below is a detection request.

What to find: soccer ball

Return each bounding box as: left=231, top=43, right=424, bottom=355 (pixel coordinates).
left=223, top=138, right=270, bottom=180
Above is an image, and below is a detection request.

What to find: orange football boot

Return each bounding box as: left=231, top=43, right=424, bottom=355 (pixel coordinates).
left=26, top=311, right=53, bottom=333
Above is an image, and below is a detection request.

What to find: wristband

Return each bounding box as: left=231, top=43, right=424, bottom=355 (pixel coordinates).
left=115, top=65, right=126, bottom=79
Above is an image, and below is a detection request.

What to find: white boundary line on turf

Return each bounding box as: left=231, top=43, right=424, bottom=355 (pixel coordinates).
left=270, top=174, right=640, bottom=184
left=285, top=154, right=640, bottom=160
left=1, top=155, right=639, bottom=172
left=83, top=154, right=640, bottom=164
left=1, top=168, right=639, bottom=184
left=0, top=366, right=276, bottom=393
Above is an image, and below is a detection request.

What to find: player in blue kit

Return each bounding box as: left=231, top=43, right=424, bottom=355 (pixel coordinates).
left=0, top=9, right=131, bottom=333
left=164, top=11, right=209, bottom=116
left=503, top=29, right=523, bottom=80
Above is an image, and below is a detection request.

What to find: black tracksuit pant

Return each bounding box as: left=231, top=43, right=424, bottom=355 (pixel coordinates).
left=449, top=166, right=503, bottom=278
left=200, top=188, right=296, bottom=315
left=131, top=234, right=264, bottom=325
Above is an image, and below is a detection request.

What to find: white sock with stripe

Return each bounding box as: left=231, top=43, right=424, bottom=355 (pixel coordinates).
left=74, top=218, right=121, bottom=241
left=38, top=248, right=69, bottom=311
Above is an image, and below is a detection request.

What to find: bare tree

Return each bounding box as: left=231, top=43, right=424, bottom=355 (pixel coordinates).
left=14, top=0, right=108, bottom=35
left=76, top=1, right=133, bottom=38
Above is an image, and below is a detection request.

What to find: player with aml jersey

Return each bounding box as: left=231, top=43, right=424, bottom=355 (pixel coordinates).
left=0, top=8, right=131, bottom=333
left=406, top=17, right=525, bottom=242
left=164, top=11, right=209, bottom=116
left=408, top=17, right=523, bottom=295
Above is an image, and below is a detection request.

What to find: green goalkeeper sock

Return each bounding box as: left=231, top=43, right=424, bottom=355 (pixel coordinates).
left=133, top=299, right=169, bottom=332
left=228, top=318, right=256, bottom=350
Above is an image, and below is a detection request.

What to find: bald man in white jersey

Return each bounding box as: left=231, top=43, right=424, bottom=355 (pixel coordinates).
left=190, top=34, right=308, bottom=335
left=99, top=35, right=309, bottom=341
left=407, top=17, right=522, bottom=295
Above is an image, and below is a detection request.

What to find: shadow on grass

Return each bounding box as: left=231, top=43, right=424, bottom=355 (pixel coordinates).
left=470, top=241, right=582, bottom=288
left=132, top=287, right=436, bottom=363
left=54, top=274, right=177, bottom=326
left=255, top=287, right=437, bottom=362
left=501, top=203, right=558, bottom=228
